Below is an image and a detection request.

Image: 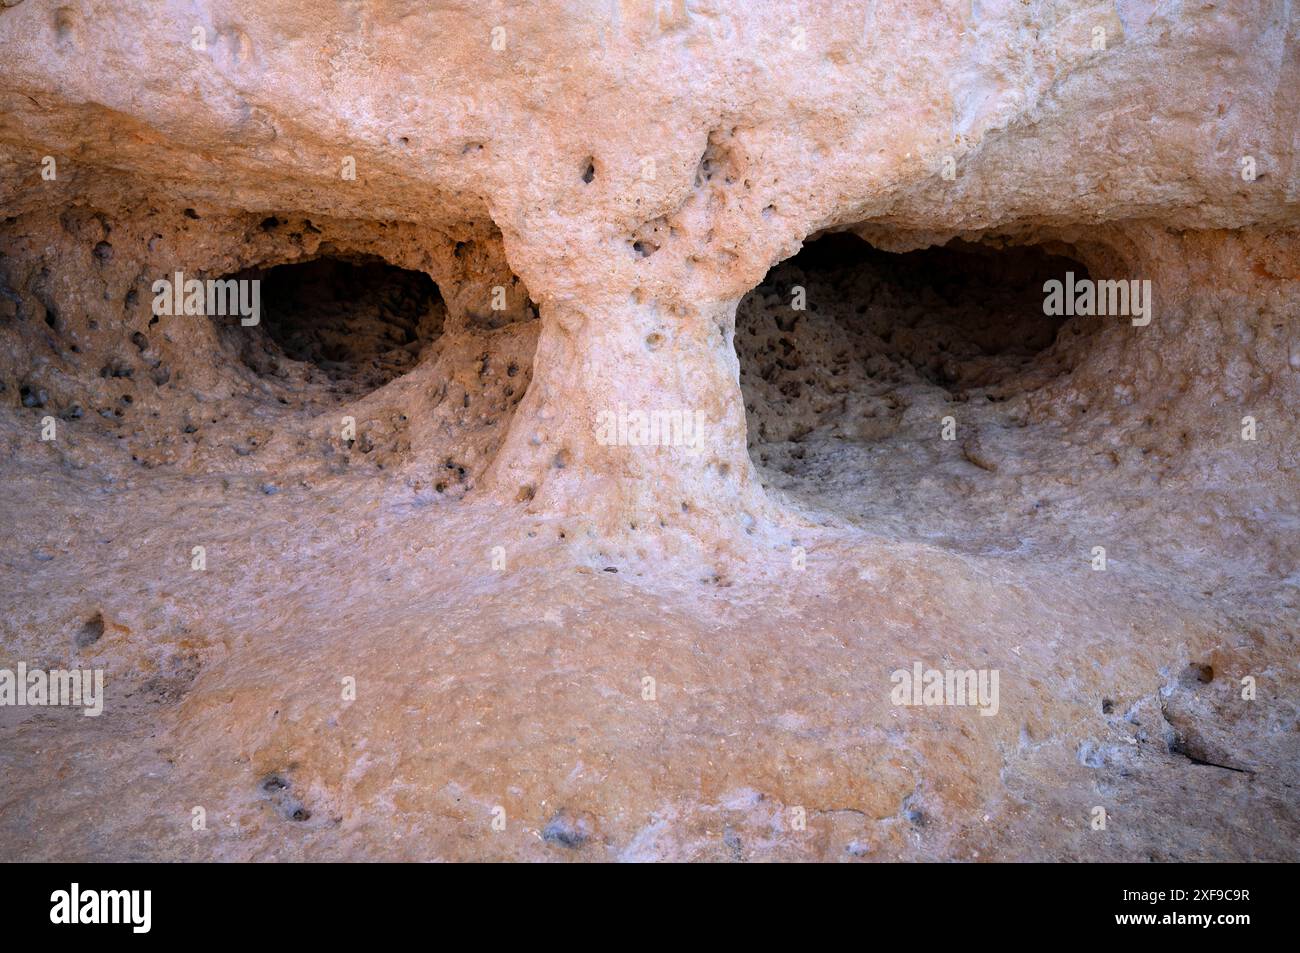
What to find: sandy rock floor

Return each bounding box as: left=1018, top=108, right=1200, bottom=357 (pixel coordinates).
left=1, top=468, right=1294, bottom=861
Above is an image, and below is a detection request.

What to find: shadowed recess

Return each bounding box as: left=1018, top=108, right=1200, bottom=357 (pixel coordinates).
left=215, top=255, right=445, bottom=397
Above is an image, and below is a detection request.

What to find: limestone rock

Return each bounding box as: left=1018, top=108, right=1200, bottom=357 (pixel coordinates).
left=0, top=1, right=1295, bottom=861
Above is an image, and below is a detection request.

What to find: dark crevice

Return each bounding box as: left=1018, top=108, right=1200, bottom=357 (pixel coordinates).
left=1167, top=738, right=1253, bottom=774
left=215, top=255, right=444, bottom=400
left=735, top=231, right=1097, bottom=540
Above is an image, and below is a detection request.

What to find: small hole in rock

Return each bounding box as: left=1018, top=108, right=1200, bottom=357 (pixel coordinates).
left=76, top=612, right=105, bottom=649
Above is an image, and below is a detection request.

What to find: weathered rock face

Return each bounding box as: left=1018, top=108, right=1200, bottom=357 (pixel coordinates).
left=0, top=2, right=1296, bottom=861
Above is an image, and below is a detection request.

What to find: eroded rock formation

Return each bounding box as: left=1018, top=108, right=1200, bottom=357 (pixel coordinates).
left=0, top=1, right=1296, bottom=860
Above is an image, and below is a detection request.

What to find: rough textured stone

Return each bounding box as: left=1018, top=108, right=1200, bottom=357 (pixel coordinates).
left=0, top=1, right=1296, bottom=861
